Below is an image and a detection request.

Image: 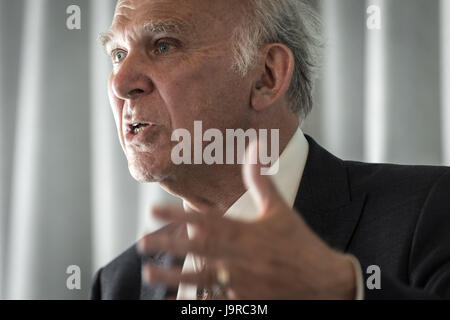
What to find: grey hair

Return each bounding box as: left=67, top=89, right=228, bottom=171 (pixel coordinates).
left=232, top=0, right=323, bottom=119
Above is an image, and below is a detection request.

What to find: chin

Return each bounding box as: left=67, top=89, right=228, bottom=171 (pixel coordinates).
left=127, top=158, right=172, bottom=183
left=129, top=167, right=158, bottom=183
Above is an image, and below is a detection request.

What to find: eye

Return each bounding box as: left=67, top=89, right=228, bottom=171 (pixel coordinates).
left=155, top=40, right=173, bottom=55
left=111, top=49, right=127, bottom=63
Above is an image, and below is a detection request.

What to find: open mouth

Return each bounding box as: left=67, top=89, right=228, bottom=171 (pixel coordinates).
left=128, top=123, right=150, bottom=135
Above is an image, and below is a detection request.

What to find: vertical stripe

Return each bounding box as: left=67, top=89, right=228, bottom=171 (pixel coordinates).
left=6, top=0, right=45, bottom=299
left=441, top=0, right=450, bottom=165
left=364, top=0, right=387, bottom=163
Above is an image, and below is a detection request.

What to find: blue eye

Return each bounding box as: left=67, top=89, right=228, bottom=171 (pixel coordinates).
left=112, top=49, right=127, bottom=63
left=156, top=41, right=172, bottom=55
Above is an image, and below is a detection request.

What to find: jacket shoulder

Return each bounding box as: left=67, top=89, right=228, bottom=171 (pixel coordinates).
left=344, top=161, right=450, bottom=197
left=91, top=244, right=142, bottom=300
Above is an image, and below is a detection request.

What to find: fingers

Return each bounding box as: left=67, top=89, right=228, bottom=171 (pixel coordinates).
left=184, top=201, right=223, bottom=217
left=150, top=205, right=225, bottom=228
left=138, top=228, right=237, bottom=259
left=138, top=232, right=195, bottom=258
left=243, top=140, right=285, bottom=215
left=142, top=263, right=217, bottom=289
left=151, top=206, right=204, bottom=226
left=138, top=224, right=232, bottom=259
left=142, top=265, right=184, bottom=288
left=140, top=205, right=240, bottom=258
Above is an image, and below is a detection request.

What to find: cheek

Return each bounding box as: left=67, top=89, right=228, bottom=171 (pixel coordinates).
left=108, top=76, right=122, bottom=126
left=157, top=66, right=232, bottom=128
left=108, top=75, right=126, bottom=150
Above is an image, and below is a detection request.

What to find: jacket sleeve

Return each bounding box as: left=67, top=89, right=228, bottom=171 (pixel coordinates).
left=365, top=171, right=450, bottom=299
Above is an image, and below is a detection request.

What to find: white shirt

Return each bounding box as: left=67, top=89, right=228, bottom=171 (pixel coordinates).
left=176, top=128, right=363, bottom=300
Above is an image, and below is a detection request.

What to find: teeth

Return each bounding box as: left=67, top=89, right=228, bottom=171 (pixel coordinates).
left=133, top=126, right=146, bottom=134
left=131, top=123, right=149, bottom=134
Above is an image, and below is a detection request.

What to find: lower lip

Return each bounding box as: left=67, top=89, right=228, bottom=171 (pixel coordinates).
left=125, top=124, right=157, bottom=143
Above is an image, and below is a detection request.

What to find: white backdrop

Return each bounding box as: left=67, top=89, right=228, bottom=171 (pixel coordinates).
left=0, top=0, right=449, bottom=299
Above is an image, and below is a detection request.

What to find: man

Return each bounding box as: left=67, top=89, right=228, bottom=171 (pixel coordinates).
left=90, top=0, right=450, bottom=300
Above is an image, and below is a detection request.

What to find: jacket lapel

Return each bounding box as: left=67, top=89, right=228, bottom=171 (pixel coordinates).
left=294, top=135, right=367, bottom=252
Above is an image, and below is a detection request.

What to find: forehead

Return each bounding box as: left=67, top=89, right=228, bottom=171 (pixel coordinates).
left=110, top=0, right=241, bottom=39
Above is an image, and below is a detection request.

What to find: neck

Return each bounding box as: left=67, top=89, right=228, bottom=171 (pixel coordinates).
left=161, top=114, right=300, bottom=213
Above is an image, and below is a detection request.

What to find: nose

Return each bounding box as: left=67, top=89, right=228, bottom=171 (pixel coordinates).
left=111, top=51, right=154, bottom=101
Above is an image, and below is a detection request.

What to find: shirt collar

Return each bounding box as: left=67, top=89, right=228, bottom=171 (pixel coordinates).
left=224, top=127, right=309, bottom=222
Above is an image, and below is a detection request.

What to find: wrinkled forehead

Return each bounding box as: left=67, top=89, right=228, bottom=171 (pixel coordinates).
left=111, top=0, right=242, bottom=36
left=111, top=0, right=189, bottom=34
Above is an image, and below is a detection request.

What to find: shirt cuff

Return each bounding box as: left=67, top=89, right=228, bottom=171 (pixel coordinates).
left=346, top=254, right=364, bottom=300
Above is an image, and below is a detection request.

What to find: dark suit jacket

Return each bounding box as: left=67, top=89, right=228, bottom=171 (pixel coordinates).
left=90, top=135, right=450, bottom=300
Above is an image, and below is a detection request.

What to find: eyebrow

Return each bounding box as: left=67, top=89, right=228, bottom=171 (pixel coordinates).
left=99, top=19, right=187, bottom=52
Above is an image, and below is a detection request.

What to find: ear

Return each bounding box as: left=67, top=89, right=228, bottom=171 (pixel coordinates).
left=250, top=43, right=295, bottom=111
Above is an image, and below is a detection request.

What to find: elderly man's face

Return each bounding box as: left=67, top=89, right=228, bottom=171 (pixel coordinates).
left=105, top=0, right=253, bottom=182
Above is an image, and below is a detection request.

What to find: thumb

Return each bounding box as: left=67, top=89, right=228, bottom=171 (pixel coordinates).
left=243, top=140, right=284, bottom=215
